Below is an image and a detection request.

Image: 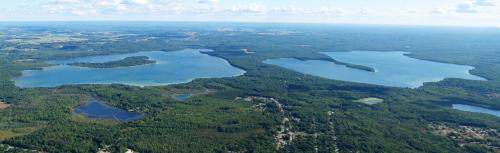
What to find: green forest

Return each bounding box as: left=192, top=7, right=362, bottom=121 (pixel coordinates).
left=68, top=56, right=156, bottom=68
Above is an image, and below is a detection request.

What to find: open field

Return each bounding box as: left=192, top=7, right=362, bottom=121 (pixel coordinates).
left=0, top=102, right=10, bottom=110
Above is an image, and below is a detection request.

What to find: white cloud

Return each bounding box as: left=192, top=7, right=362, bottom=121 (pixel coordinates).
left=227, top=3, right=267, bottom=15
left=271, top=5, right=344, bottom=16
left=454, top=0, right=500, bottom=14
left=272, top=5, right=306, bottom=15
left=358, top=8, right=375, bottom=15
left=121, top=0, right=151, bottom=6
left=198, top=0, right=220, bottom=5
left=48, top=0, right=85, bottom=5
left=195, top=0, right=221, bottom=14
left=316, top=6, right=344, bottom=15
left=474, top=0, right=499, bottom=6
left=39, top=1, right=350, bottom=17
left=456, top=2, right=478, bottom=13
left=429, top=7, right=451, bottom=14
left=42, top=0, right=184, bottom=16
left=429, top=0, right=499, bottom=15
left=2, top=0, right=498, bottom=27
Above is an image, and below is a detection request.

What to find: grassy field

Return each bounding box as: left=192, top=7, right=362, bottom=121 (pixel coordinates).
left=0, top=127, right=41, bottom=141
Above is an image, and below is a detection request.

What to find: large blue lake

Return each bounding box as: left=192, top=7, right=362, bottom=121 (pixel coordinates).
left=75, top=99, right=144, bottom=122
left=264, top=51, right=485, bottom=88
left=15, top=49, right=245, bottom=87
left=452, top=104, right=500, bottom=117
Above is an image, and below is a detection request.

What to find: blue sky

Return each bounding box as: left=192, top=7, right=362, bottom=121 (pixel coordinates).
left=0, top=0, right=499, bottom=27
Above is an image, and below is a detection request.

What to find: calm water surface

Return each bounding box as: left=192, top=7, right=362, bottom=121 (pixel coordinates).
left=452, top=104, right=500, bottom=117
left=264, top=51, right=485, bottom=88
left=75, top=99, right=144, bottom=122
left=15, top=49, right=245, bottom=87
left=354, top=98, right=384, bottom=105
left=175, top=93, right=193, bottom=100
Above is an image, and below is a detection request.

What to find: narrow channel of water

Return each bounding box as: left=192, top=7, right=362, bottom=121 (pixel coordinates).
left=452, top=104, right=500, bottom=117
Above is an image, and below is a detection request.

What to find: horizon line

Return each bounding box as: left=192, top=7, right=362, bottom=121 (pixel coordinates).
left=0, top=20, right=499, bottom=29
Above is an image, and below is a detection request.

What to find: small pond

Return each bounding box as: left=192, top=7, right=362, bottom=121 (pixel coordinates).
left=74, top=99, right=144, bottom=122
left=174, top=93, right=193, bottom=100
left=354, top=98, right=384, bottom=105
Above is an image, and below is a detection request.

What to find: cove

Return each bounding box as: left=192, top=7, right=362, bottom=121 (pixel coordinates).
left=452, top=104, right=500, bottom=117
left=264, top=51, right=485, bottom=88
left=75, top=99, right=144, bottom=122
left=15, top=49, right=245, bottom=88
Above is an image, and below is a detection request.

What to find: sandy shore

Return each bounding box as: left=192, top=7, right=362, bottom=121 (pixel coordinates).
left=0, top=102, right=11, bottom=109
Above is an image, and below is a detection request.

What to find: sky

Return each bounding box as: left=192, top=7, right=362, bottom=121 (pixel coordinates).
left=0, top=0, right=499, bottom=27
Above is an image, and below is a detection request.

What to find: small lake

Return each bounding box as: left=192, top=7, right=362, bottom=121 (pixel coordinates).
left=74, top=99, right=144, bottom=122
left=264, top=51, right=485, bottom=88
left=452, top=104, right=500, bottom=117
left=15, top=49, right=245, bottom=87
left=354, top=98, right=384, bottom=105
left=174, top=93, right=193, bottom=100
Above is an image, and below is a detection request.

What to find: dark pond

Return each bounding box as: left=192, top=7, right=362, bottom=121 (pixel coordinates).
left=74, top=99, right=144, bottom=122
left=175, top=93, right=193, bottom=100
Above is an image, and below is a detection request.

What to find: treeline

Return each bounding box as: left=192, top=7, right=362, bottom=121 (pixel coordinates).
left=68, top=56, right=156, bottom=68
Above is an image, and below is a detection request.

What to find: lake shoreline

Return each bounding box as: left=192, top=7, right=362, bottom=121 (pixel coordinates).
left=264, top=51, right=485, bottom=88
left=14, top=49, right=246, bottom=88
